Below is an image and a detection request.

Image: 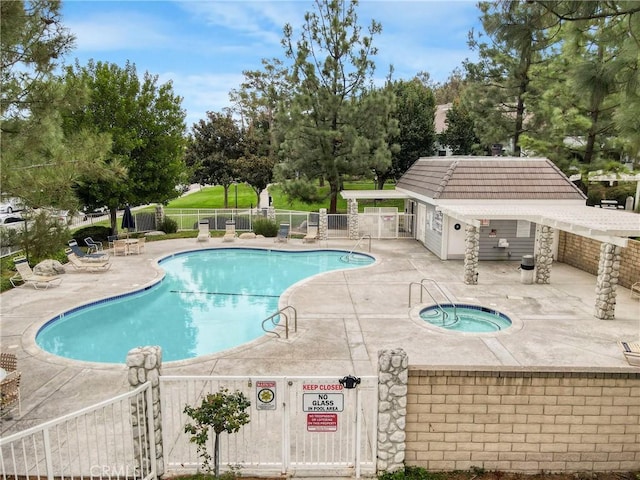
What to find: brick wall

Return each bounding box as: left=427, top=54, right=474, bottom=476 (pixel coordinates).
left=557, top=233, right=640, bottom=290
left=406, top=368, right=640, bottom=473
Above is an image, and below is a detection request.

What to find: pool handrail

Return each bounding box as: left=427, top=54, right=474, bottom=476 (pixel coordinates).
left=409, top=278, right=458, bottom=325
left=341, top=234, right=372, bottom=263
left=262, top=305, right=297, bottom=339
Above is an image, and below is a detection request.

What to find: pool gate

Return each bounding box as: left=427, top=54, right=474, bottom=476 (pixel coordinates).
left=160, top=374, right=378, bottom=478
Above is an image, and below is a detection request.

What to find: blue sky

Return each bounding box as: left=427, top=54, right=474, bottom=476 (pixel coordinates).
left=60, top=1, right=482, bottom=128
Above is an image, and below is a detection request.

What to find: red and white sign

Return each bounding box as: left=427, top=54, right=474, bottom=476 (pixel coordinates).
left=307, top=413, right=338, bottom=432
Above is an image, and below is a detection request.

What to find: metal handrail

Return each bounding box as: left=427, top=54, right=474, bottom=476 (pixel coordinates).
left=261, top=305, right=297, bottom=339
left=341, top=234, right=372, bottom=264
left=409, top=278, right=458, bottom=325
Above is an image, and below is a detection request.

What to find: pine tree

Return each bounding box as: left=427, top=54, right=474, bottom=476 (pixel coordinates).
left=276, top=0, right=397, bottom=213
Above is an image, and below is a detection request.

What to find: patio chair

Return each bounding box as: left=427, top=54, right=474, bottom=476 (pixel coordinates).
left=113, top=239, right=128, bottom=256
left=0, top=370, right=21, bottom=418
left=222, top=220, right=237, bottom=242
left=0, top=352, right=19, bottom=417
left=129, top=236, right=145, bottom=254
left=107, top=234, right=119, bottom=249
left=275, top=223, right=290, bottom=243
left=10, top=256, right=63, bottom=290
left=196, top=220, right=210, bottom=242
left=631, top=281, right=640, bottom=300
left=303, top=224, right=318, bottom=243
left=65, top=249, right=112, bottom=272
left=618, top=341, right=640, bottom=366
left=84, top=237, right=103, bottom=253
left=0, top=353, right=17, bottom=373
left=68, top=240, right=109, bottom=261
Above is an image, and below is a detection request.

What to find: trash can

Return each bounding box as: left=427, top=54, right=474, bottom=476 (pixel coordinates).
left=520, top=255, right=535, bottom=284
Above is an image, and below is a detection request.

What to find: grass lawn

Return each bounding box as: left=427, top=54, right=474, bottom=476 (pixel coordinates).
left=168, top=181, right=404, bottom=213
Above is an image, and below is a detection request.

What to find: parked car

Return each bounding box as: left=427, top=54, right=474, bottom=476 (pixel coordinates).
left=82, top=205, right=109, bottom=219
left=0, top=213, right=29, bottom=231
left=0, top=197, right=24, bottom=214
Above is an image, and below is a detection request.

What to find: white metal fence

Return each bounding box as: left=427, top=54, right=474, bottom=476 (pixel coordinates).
left=160, top=375, right=377, bottom=478
left=0, top=383, right=155, bottom=480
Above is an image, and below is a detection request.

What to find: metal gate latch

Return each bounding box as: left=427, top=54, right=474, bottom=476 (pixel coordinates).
left=339, top=375, right=361, bottom=389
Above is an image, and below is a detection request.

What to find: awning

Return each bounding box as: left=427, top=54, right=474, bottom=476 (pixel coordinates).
left=435, top=204, right=640, bottom=247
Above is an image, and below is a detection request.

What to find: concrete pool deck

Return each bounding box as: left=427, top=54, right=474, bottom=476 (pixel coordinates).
left=1, top=236, right=639, bottom=436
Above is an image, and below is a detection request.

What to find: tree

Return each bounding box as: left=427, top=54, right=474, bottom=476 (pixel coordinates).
left=1, top=0, right=111, bottom=211
left=439, top=99, right=483, bottom=155
left=376, top=78, right=435, bottom=188
left=61, top=60, right=187, bottom=232
left=463, top=0, right=556, bottom=156
left=184, top=388, right=251, bottom=477
left=433, top=68, right=467, bottom=104
left=277, top=0, right=398, bottom=213
left=185, top=111, right=242, bottom=208
left=230, top=59, right=291, bottom=206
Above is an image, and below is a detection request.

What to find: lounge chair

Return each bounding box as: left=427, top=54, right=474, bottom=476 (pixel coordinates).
left=303, top=224, right=318, bottom=243
left=84, top=237, right=103, bottom=253
left=631, top=281, right=640, bottom=300
left=65, top=249, right=112, bottom=272
left=68, top=240, right=109, bottom=261
left=618, top=341, right=640, bottom=366
left=196, top=220, right=210, bottom=242
left=275, top=223, right=290, bottom=243
left=10, top=256, right=63, bottom=289
left=222, top=220, right=237, bottom=242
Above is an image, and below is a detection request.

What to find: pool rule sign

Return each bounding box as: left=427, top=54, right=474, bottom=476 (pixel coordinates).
left=256, top=380, right=277, bottom=410
left=302, top=382, right=344, bottom=432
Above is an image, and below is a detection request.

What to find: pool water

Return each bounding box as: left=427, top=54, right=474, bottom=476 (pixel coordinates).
left=420, top=304, right=512, bottom=332
left=36, top=248, right=374, bottom=363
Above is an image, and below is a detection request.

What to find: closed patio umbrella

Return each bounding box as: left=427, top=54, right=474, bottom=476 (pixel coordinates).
left=121, top=205, right=135, bottom=237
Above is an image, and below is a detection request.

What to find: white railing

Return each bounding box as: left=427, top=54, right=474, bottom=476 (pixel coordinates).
left=160, top=375, right=377, bottom=478
left=358, top=213, right=414, bottom=239
left=0, top=383, right=156, bottom=480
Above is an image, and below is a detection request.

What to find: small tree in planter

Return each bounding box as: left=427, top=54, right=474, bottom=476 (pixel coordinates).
left=184, top=387, right=251, bottom=477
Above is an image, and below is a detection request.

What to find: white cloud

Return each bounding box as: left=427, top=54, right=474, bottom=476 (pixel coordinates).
left=160, top=71, right=245, bottom=127
left=66, top=12, right=170, bottom=51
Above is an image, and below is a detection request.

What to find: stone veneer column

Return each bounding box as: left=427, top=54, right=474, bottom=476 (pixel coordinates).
left=154, top=204, right=165, bottom=230
left=348, top=199, right=359, bottom=240
left=267, top=206, right=276, bottom=222
left=535, top=224, right=554, bottom=284
left=126, top=346, right=164, bottom=477
left=318, top=208, right=328, bottom=240
left=594, top=242, right=622, bottom=320
left=377, top=348, right=408, bottom=474
left=464, top=225, right=479, bottom=285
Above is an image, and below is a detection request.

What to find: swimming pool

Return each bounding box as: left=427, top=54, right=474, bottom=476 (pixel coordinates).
left=36, top=248, right=374, bottom=363
left=420, top=304, right=512, bottom=332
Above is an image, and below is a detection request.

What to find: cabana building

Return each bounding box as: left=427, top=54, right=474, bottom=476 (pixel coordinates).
left=341, top=156, right=640, bottom=320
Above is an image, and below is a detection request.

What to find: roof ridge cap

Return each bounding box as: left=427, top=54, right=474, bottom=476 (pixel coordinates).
left=435, top=160, right=458, bottom=199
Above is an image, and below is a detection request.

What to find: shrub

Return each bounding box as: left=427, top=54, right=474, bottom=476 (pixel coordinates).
left=253, top=218, right=278, bottom=237
left=158, top=217, right=178, bottom=234
left=4, top=211, right=70, bottom=264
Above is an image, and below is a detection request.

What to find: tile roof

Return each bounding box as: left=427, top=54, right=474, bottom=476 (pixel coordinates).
left=396, top=156, right=587, bottom=200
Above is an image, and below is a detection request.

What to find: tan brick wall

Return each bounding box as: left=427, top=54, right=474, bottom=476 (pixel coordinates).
left=406, top=368, right=640, bottom=473
left=557, top=233, right=640, bottom=290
